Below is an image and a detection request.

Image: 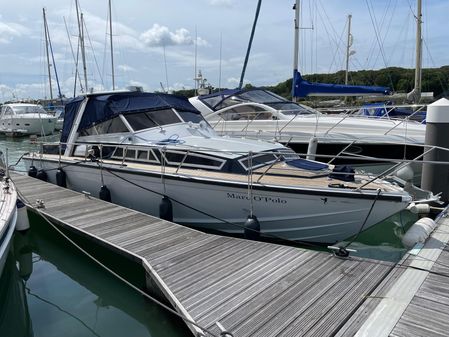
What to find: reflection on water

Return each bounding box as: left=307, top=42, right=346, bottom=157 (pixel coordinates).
left=0, top=215, right=190, bottom=337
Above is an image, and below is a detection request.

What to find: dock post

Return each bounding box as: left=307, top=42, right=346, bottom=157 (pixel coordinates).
left=421, top=98, right=449, bottom=202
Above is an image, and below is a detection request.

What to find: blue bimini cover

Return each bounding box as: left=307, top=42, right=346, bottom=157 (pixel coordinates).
left=60, top=91, right=200, bottom=143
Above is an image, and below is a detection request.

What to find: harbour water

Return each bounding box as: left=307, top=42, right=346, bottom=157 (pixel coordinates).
left=0, top=135, right=418, bottom=336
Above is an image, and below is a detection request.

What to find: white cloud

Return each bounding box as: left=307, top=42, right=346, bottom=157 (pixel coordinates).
left=117, top=64, right=136, bottom=72
left=208, top=0, right=233, bottom=8
left=0, top=21, right=28, bottom=44
left=140, top=24, right=206, bottom=47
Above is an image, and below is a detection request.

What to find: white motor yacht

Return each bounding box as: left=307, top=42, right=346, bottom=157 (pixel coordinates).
left=189, top=88, right=426, bottom=164
left=22, top=89, right=432, bottom=244
left=0, top=103, right=57, bottom=136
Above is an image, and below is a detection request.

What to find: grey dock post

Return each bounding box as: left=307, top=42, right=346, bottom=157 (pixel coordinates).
left=421, top=98, right=449, bottom=202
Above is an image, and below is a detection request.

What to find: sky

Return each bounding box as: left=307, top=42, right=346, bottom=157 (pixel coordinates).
left=0, top=0, right=446, bottom=102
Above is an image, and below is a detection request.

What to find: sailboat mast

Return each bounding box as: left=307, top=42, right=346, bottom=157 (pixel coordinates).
left=292, top=0, right=300, bottom=102
left=80, top=13, right=88, bottom=91
left=43, top=8, right=53, bottom=101
left=414, top=0, right=422, bottom=101
left=108, top=0, right=115, bottom=90
left=75, top=0, right=88, bottom=92
left=345, top=14, right=352, bottom=85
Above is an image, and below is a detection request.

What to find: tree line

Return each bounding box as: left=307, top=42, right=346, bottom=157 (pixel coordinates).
left=175, top=66, right=449, bottom=100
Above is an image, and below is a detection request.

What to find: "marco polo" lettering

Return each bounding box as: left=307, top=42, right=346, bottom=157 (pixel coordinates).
left=227, top=192, right=287, bottom=204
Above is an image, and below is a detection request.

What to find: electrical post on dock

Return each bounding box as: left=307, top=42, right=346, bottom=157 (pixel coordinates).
left=421, top=98, right=449, bottom=202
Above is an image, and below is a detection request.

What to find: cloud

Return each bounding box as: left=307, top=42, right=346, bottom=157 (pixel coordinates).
left=208, top=0, right=233, bottom=8
left=117, top=64, right=136, bottom=72
left=0, top=21, right=28, bottom=44
left=140, top=24, right=206, bottom=47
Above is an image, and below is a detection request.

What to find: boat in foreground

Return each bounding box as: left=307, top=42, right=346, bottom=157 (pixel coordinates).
left=0, top=103, right=57, bottom=136
left=0, top=174, right=18, bottom=277
left=22, top=89, right=433, bottom=244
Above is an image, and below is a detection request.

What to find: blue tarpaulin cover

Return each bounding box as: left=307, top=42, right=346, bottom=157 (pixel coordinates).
left=61, top=92, right=200, bottom=143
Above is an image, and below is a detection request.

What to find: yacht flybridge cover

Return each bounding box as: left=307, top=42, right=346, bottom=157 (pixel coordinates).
left=61, top=92, right=199, bottom=143
left=292, top=71, right=391, bottom=98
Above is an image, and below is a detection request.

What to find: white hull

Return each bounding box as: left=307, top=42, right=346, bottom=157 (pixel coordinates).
left=26, top=158, right=409, bottom=243
left=209, top=117, right=425, bottom=146
left=0, top=114, right=57, bottom=136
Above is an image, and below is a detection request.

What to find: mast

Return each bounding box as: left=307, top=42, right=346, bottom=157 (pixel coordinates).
left=108, top=0, right=115, bottom=90
left=344, top=14, right=353, bottom=85
left=75, top=0, right=88, bottom=92
left=43, top=8, right=53, bottom=101
left=407, top=0, right=422, bottom=103
left=238, top=0, right=262, bottom=90
left=292, top=0, right=300, bottom=102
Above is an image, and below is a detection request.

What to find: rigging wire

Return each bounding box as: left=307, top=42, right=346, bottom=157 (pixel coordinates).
left=364, top=0, right=395, bottom=91
left=83, top=18, right=105, bottom=88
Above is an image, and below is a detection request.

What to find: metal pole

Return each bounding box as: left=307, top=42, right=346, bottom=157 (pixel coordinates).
left=292, top=0, right=300, bottom=102
left=238, top=0, right=262, bottom=89
left=345, top=14, right=352, bottom=85
left=108, top=0, right=115, bottom=90
left=43, top=8, right=53, bottom=101
left=414, top=0, right=422, bottom=101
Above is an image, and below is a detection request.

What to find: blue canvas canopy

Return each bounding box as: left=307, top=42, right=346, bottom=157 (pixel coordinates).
left=292, top=71, right=391, bottom=98
left=61, top=91, right=200, bottom=143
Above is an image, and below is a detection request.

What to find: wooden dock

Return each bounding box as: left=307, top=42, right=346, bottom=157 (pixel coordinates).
left=11, top=172, right=449, bottom=337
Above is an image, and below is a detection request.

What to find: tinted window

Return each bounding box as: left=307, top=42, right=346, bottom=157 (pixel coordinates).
left=125, top=109, right=181, bottom=131
left=240, top=153, right=278, bottom=170
left=178, top=111, right=204, bottom=123
left=79, top=116, right=129, bottom=136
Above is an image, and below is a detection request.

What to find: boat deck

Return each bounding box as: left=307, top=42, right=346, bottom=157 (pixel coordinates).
left=11, top=172, right=396, bottom=337
left=37, top=154, right=402, bottom=193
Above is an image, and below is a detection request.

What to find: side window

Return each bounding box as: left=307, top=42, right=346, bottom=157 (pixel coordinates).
left=219, top=105, right=271, bottom=121
left=5, top=107, right=13, bottom=115
left=125, top=109, right=181, bottom=131
left=79, top=116, right=129, bottom=136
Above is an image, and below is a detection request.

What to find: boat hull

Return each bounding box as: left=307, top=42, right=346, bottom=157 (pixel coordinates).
left=25, top=158, right=410, bottom=244
left=0, top=116, right=57, bottom=136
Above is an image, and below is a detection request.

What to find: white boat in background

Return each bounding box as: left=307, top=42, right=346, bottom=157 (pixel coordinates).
left=0, top=176, right=18, bottom=277
left=0, top=103, right=57, bottom=136
left=21, top=89, right=438, bottom=244
left=189, top=88, right=426, bottom=164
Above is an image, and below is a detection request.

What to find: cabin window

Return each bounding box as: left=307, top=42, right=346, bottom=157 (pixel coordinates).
left=161, top=150, right=225, bottom=170
left=219, top=105, right=272, bottom=121
left=239, top=153, right=278, bottom=170
left=125, top=149, right=136, bottom=159
left=177, top=111, right=204, bottom=123
left=79, top=116, right=128, bottom=136
left=4, top=107, right=13, bottom=115
left=125, top=109, right=181, bottom=131
left=137, top=150, right=148, bottom=160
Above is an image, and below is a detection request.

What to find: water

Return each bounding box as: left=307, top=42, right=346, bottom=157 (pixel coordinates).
left=0, top=213, right=191, bottom=337
left=0, top=136, right=418, bottom=336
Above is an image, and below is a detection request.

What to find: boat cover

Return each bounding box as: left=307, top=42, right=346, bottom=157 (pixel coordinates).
left=61, top=92, right=200, bottom=143
left=292, top=71, right=391, bottom=98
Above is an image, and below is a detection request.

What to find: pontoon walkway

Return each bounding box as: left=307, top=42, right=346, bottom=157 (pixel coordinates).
left=11, top=172, right=448, bottom=336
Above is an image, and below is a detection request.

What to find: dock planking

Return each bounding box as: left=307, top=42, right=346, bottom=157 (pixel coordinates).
left=336, top=212, right=449, bottom=337
left=11, top=172, right=396, bottom=337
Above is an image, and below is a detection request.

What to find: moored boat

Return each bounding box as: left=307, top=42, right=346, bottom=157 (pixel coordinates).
left=0, top=175, right=18, bottom=277
left=22, top=89, right=434, bottom=244
left=0, top=103, right=57, bottom=136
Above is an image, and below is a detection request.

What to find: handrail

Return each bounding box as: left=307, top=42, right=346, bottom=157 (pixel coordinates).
left=356, top=146, right=435, bottom=191
left=383, top=105, right=426, bottom=136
